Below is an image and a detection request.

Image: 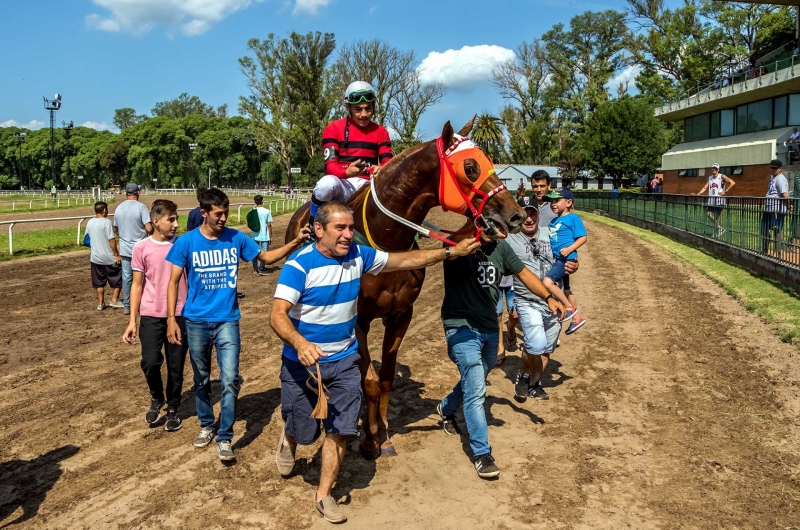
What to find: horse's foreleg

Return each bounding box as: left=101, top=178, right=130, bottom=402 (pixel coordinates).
left=377, top=307, right=414, bottom=457
left=356, top=320, right=381, bottom=459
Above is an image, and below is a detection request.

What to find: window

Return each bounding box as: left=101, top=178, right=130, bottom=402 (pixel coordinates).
left=719, top=166, right=732, bottom=175
left=693, top=113, right=710, bottom=141
left=677, top=169, right=697, bottom=178
left=748, top=99, right=772, bottom=131
left=718, top=166, right=742, bottom=176
left=737, top=105, right=748, bottom=134
left=790, top=94, right=800, bottom=126
left=684, top=116, right=694, bottom=142
left=721, top=109, right=734, bottom=136
left=732, top=166, right=744, bottom=175
left=710, top=111, right=721, bottom=139
left=774, top=96, right=788, bottom=128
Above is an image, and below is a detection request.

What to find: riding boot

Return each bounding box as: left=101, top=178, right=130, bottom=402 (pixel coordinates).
left=307, top=196, right=324, bottom=244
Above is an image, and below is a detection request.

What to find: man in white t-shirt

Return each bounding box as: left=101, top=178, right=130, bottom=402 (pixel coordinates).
left=86, top=201, right=122, bottom=311
left=113, top=183, right=153, bottom=315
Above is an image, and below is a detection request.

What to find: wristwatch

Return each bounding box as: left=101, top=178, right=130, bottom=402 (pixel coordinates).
left=445, top=247, right=451, bottom=259
left=545, top=294, right=555, bottom=302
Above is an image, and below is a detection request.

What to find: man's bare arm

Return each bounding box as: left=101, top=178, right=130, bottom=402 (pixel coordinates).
left=269, top=299, right=323, bottom=366
left=166, top=265, right=184, bottom=344
left=382, top=238, right=480, bottom=272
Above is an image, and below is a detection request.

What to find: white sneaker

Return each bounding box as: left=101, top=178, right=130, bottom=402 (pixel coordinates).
left=108, top=300, right=124, bottom=309
left=217, top=440, right=235, bottom=462
left=193, top=426, right=216, bottom=448
left=96, top=304, right=105, bottom=311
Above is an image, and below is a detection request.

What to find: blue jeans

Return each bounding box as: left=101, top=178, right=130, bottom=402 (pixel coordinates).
left=185, top=320, right=242, bottom=442
left=252, top=240, right=269, bottom=272
left=120, top=256, right=133, bottom=311
left=440, top=327, right=499, bottom=458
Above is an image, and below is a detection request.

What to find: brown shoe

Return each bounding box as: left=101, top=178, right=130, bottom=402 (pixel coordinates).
left=275, top=430, right=296, bottom=476
left=315, top=495, right=347, bottom=524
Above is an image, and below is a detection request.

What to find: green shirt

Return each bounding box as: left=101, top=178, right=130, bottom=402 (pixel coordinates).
left=441, top=240, right=525, bottom=332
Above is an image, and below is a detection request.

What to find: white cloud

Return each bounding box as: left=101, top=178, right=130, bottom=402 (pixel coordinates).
left=418, top=45, right=516, bottom=91
left=293, top=0, right=334, bottom=15
left=369, top=5, right=378, bottom=14
left=81, top=121, right=112, bottom=131
left=86, top=0, right=265, bottom=36
left=606, top=64, right=643, bottom=94
left=0, top=119, right=46, bottom=130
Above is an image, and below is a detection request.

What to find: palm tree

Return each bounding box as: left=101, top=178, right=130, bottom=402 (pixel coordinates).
left=471, top=113, right=504, bottom=162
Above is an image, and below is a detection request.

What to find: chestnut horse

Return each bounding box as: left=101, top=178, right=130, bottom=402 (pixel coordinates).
left=285, top=118, right=524, bottom=458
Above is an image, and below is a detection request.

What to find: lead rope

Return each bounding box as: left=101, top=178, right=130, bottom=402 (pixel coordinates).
left=305, top=363, right=331, bottom=419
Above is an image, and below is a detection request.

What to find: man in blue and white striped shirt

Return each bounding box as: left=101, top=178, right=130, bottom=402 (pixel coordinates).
left=269, top=201, right=478, bottom=523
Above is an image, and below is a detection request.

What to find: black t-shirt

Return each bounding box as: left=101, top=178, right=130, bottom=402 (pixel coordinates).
left=441, top=240, right=524, bottom=332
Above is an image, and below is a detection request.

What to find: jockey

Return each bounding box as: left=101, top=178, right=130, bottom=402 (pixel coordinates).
left=308, top=81, right=393, bottom=229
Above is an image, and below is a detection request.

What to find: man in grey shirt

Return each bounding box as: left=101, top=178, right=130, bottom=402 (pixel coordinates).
left=86, top=201, right=122, bottom=311
left=506, top=195, right=577, bottom=401
left=114, top=183, right=153, bottom=314
left=761, top=159, right=793, bottom=254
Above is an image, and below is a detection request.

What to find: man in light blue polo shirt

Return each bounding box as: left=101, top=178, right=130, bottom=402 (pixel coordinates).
left=250, top=194, right=273, bottom=275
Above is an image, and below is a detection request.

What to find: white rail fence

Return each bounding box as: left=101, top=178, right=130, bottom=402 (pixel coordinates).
left=0, top=196, right=114, bottom=211
left=1, top=197, right=307, bottom=255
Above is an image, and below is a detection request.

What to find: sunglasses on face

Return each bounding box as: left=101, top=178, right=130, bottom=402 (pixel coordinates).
left=346, top=91, right=376, bottom=105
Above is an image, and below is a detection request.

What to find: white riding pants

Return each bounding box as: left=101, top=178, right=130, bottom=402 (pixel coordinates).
left=313, top=175, right=369, bottom=204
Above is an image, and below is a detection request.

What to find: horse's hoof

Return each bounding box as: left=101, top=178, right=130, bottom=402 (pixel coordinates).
left=359, top=444, right=380, bottom=460
left=380, top=445, right=398, bottom=457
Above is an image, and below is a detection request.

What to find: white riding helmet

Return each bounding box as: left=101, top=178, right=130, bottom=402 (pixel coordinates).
left=344, top=81, right=376, bottom=105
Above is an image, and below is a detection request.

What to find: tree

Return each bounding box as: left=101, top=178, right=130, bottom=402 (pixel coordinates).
left=386, top=73, right=445, bottom=152
left=152, top=93, right=223, bottom=119
left=470, top=113, right=504, bottom=162
left=100, top=139, right=129, bottom=184
left=578, top=95, right=666, bottom=188
left=113, top=108, right=147, bottom=130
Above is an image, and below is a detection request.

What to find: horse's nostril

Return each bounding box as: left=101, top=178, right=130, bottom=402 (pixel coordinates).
left=509, top=213, right=523, bottom=227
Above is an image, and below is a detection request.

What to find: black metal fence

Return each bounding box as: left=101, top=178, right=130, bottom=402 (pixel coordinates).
left=573, top=192, right=800, bottom=269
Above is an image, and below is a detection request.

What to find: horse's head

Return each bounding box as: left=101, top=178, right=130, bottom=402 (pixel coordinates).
left=437, top=118, right=524, bottom=239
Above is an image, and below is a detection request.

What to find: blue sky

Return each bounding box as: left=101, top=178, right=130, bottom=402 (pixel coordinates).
left=0, top=0, right=639, bottom=139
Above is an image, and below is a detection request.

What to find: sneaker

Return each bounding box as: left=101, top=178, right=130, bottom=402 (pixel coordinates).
left=253, top=269, right=260, bottom=275
left=565, top=318, right=586, bottom=335
left=474, top=453, right=500, bottom=479
left=144, top=398, right=164, bottom=424
left=237, top=292, right=246, bottom=299
left=217, top=440, right=235, bottom=462
left=436, top=403, right=461, bottom=436
left=514, top=370, right=530, bottom=403
left=96, top=304, right=105, bottom=311
left=108, top=300, right=124, bottom=309
left=164, top=408, right=182, bottom=432
left=529, top=383, right=550, bottom=400
left=123, top=308, right=131, bottom=315
left=275, top=430, right=296, bottom=476
left=258, top=270, right=269, bottom=276
left=193, top=425, right=216, bottom=448
left=557, top=307, right=579, bottom=323
left=315, top=495, right=347, bottom=524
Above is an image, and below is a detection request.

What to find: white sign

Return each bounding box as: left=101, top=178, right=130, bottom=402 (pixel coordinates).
left=290, top=167, right=302, bottom=174
left=77, top=175, right=84, bottom=180
left=153, top=179, right=158, bottom=182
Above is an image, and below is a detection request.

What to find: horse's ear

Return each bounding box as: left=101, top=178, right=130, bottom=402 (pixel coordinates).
left=441, top=121, right=454, bottom=149
left=457, top=115, right=477, bottom=136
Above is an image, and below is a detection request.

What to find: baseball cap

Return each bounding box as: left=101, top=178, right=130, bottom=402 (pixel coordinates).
left=125, top=183, right=139, bottom=194
left=517, top=196, right=537, bottom=209
left=543, top=187, right=574, bottom=201
left=770, top=159, right=783, bottom=169
left=712, top=163, right=720, bottom=169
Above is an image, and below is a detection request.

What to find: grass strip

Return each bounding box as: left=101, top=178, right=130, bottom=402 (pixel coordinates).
left=580, top=211, right=800, bottom=344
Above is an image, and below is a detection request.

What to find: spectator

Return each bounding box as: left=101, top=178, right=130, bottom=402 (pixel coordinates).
left=656, top=177, right=663, bottom=194
left=113, top=183, right=154, bottom=315
left=86, top=201, right=122, bottom=311
left=784, top=128, right=800, bottom=148
left=650, top=176, right=659, bottom=194
left=693, top=163, right=736, bottom=237
left=51, top=185, right=57, bottom=200
left=762, top=159, right=793, bottom=255
left=517, top=178, right=527, bottom=198
left=186, top=188, right=205, bottom=232
left=249, top=195, right=273, bottom=275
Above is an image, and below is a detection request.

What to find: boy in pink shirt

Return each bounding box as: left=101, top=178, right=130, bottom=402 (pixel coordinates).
left=123, top=200, right=189, bottom=431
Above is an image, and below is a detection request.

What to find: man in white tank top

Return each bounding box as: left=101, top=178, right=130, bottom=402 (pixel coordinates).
left=693, top=163, right=736, bottom=237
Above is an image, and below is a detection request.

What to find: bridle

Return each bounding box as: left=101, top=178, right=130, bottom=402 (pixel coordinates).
left=361, top=134, right=506, bottom=247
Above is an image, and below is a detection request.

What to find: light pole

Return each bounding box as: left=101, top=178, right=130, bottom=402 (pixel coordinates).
left=16, top=133, right=27, bottom=189
left=63, top=120, right=74, bottom=188
left=188, top=142, right=199, bottom=187
left=43, top=94, right=62, bottom=187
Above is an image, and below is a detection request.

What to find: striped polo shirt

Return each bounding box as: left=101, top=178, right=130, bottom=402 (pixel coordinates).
left=274, top=243, right=389, bottom=363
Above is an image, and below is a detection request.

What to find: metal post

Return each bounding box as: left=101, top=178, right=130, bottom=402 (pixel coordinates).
left=8, top=223, right=14, bottom=255
left=77, top=218, right=87, bottom=245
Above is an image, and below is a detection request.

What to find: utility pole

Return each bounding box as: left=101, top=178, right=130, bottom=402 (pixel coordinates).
left=63, top=120, right=74, bottom=187
left=43, top=94, right=62, bottom=187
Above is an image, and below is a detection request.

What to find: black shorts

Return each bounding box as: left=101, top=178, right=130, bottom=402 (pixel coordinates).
left=91, top=262, right=122, bottom=289
left=280, top=352, right=361, bottom=445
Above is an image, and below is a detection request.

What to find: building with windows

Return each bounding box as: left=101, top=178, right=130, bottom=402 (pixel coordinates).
left=655, top=36, right=800, bottom=196
left=494, top=164, right=606, bottom=190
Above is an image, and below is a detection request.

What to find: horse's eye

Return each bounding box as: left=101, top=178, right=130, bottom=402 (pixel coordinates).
left=464, top=160, right=480, bottom=182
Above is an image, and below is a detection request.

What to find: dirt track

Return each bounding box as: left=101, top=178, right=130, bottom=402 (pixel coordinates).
left=2, top=211, right=800, bottom=529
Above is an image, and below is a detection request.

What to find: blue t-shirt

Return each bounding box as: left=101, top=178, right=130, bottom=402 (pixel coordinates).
left=549, top=212, right=586, bottom=261
left=186, top=207, right=203, bottom=231
left=274, top=243, right=388, bottom=363
left=166, top=227, right=261, bottom=322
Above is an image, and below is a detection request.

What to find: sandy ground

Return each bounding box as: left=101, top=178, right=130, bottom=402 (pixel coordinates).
left=1, top=210, right=800, bottom=529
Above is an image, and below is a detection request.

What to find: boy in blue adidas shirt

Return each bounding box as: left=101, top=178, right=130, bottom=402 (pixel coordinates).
left=542, top=187, right=587, bottom=333
left=165, top=188, right=309, bottom=462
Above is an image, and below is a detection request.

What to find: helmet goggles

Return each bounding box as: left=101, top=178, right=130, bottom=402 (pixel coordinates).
left=346, top=90, right=376, bottom=105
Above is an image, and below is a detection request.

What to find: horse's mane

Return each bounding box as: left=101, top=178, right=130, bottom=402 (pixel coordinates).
left=347, top=140, right=432, bottom=211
